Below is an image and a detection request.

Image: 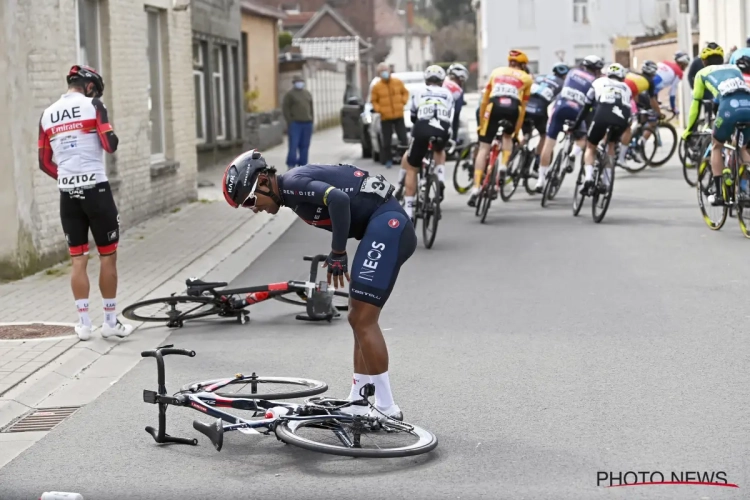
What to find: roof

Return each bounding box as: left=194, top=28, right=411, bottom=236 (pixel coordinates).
left=292, top=36, right=370, bottom=62
left=373, top=0, right=426, bottom=37
left=241, top=0, right=287, bottom=19
left=295, top=4, right=361, bottom=39
left=284, top=11, right=316, bottom=28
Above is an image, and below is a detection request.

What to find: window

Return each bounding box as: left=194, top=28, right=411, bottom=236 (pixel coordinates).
left=76, top=0, right=101, bottom=69
left=212, top=44, right=227, bottom=141
left=146, top=8, right=166, bottom=159
left=573, top=0, right=588, bottom=24
left=519, top=0, right=535, bottom=29
left=193, top=41, right=207, bottom=143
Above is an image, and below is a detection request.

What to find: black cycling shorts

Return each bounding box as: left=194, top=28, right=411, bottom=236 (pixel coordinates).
left=60, top=182, right=120, bottom=256
left=406, top=120, right=450, bottom=168
left=587, top=105, right=630, bottom=146
left=350, top=197, right=416, bottom=308
left=521, top=112, right=547, bottom=138
left=479, top=97, right=520, bottom=144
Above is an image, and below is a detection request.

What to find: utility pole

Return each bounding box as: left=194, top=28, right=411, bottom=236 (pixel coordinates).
left=676, top=0, right=692, bottom=128
left=405, top=0, right=413, bottom=71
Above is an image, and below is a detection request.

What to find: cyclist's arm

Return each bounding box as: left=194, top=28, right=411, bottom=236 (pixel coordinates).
left=669, top=78, right=680, bottom=111
left=37, top=117, right=57, bottom=180
left=685, top=74, right=706, bottom=133
left=306, top=179, right=351, bottom=253
left=571, top=88, right=595, bottom=130
left=514, top=81, right=531, bottom=137
left=452, top=95, right=463, bottom=140
left=478, top=79, right=492, bottom=129
left=92, top=98, right=119, bottom=154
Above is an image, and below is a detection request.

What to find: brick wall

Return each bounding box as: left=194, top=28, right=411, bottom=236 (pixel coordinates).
left=0, top=0, right=197, bottom=279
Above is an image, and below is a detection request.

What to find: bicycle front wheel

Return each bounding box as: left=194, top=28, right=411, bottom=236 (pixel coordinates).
left=275, top=416, right=438, bottom=458
left=123, top=296, right=221, bottom=323
left=697, top=159, right=728, bottom=230
left=422, top=174, right=441, bottom=249
left=592, top=158, right=615, bottom=223
left=453, top=143, right=476, bottom=194
left=572, top=156, right=586, bottom=216
left=499, top=149, right=521, bottom=202
left=645, top=123, right=678, bottom=167
left=541, top=151, right=563, bottom=208
left=480, top=165, right=498, bottom=223
left=181, top=375, right=328, bottom=400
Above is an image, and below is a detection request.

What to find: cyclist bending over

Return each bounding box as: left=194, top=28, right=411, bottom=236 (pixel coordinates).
left=683, top=46, right=750, bottom=205
left=399, top=65, right=454, bottom=218
left=223, top=152, right=416, bottom=420
left=469, top=50, right=533, bottom=207
left=573, top=63, right=632, bottom=192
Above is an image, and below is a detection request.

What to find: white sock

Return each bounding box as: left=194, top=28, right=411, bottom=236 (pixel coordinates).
left=617, top=145, right=627, bottom=163
left=435, top=164, right=445, bottom=183
left=404, top=196, right=415, bottom=218
left=603, top=166, right=613, bottom=186
left=75, top=299, right=91, bottom=327
left=103, top=298, right=117, bottom=327
left=371, top=371, right=395, bottom=409
left=398, top=168, right=407, bottom=184
left=572, top=144, right=583, bottom=157
left=538, top=165, right=549, bottom=180
left=584, top=164, right=594, bottom=181
left=499, top=163, right=507, bottom=172
left=348, top=373, right=372, bottom=401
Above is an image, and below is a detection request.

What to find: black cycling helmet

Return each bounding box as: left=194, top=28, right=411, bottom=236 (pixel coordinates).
left=222, top=150, right=276, bottom=208
left=66, top=65, right=105, bottom=98
left=552, top=63, right=570, bottom=78
left=737, top=55, right=750, bottom=73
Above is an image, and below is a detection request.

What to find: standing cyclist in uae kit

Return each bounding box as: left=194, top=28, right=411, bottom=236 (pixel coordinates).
left=38, top=65, right=133, bottom=341
left=222, top=151, right=417, bottom=420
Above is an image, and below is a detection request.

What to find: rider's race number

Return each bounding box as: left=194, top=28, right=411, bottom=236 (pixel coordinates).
left=560, top=87, right=586, bottom=105
left=417, top=101, right=451, bottom=121
left=58, top=173, right=97, bottom=189
left=360, top=175, right=393, bottom=199
left=491, top=83, right=518, bottom=99
left=717, top=77, right=750, bottom=96
left=600, top=86, right=625, bottom=104
left=537, top=86, right=555, bottom=102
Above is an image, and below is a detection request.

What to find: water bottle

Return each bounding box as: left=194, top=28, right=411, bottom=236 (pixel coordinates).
left=40, top=493, right=84, bottom=500
left=264, top=407, right=290, bottom=419
left=722, top=168, right=733, bottom=187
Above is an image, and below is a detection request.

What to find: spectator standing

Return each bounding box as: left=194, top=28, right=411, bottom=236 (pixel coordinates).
left=283, top=75, right=314, bottom=169
left=371, top=63, right=409, bottom=168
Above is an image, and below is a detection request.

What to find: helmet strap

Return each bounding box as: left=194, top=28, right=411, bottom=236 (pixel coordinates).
left=256, top=173, right=284, bottom=206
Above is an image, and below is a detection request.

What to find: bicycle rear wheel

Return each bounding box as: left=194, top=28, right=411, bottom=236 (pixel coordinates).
left=592, top=157, right=615, bottom=223
left=480, top=165, right=498, bottom=223
left=275, top=415, right=438, bottom=458
left=697, top=159, right=728, bottom=230
left=645, top=123, right=678, bottom=167
left=181, top=375, right=328, bottom=400
left=621, top=130, right=649, bottom=173
left=499, top=149, right=521, bottom=202
left=453, top=143, right=476, bottom=194
left=123, top=296, right=221, bottom=323
left=572, top=157, right=586, bottom=216
left=422, top=174, right=441, bottom=248
left=541, top=151, right=563, bottom=208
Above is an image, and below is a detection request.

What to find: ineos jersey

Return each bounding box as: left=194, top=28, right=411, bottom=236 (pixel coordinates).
left=409, top=84, right=454, bottom=130
left=278, top=164, right=395, bottom=245
left=585, top=77, right=633, bottom=112
left=38, top=92, right=118, bottom=189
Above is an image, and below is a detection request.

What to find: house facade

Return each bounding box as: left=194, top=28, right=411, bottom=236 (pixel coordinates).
left=1, top=0, right=197, bottom=279
left=241, top=1, right=285, bottom=113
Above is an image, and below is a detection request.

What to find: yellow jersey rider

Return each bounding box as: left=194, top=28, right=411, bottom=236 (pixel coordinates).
left=469, top=50, right=533, bottom=207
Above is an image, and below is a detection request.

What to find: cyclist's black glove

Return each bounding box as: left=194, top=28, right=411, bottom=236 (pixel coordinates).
left=326, top=251, right=348, bottom=277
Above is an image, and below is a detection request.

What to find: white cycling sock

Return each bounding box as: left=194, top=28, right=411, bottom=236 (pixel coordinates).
left=617, top=145, right=628, bottom=163
left=103, top=298, right=117, bottom=327
left=584, top=164, right=594, bottom=182
left=75, top=299, right=91, bottom=327
left=371, top=371, right=395, bottom=409
left=398, top=168, right=407, bottom=184
left=348, top=373, right=372, bottom=401
left=404, top=196, right=415, bottom=218
left=572, top=144, right=583, bottom=157
left=435, top=164, right=446, bottom=183
left=538, top=165, right=549, bottom=180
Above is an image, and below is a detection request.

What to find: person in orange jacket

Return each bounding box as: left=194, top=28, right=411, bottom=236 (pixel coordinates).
left=371, top=63, right=409, bottom=168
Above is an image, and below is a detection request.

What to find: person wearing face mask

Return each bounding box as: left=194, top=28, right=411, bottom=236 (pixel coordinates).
left=370, top=63, right=409, bottom=168
left=282, top=75, right=315, bottom=169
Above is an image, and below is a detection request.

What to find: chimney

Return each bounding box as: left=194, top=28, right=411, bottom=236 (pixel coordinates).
left=406, top=0, right=414, bottom=27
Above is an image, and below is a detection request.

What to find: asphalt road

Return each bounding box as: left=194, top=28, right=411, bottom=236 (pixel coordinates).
left=2, top=134, right=750, bottom=499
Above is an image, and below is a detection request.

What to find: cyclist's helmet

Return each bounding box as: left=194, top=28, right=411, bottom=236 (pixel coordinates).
left=700, top=42, right=724, bottom=61
left=508, top=50, right=529, bottom=64
left=641, top=60, right=658, bottom=76
left=552, top=63, right=570, bottom=78
left=581, top=55, right=604, bottom=71
left=605, top=63, right=626, bottom=80
left=66, top=65, right=105, bottom=98
left=447, top=63, right=469, bottom=82
left=736, top=55, right=750, bottom=73
left=424, top=64, right=446, bottom=85
left=675, top=51, right=690, bottom=65
left=222, top=149, right=271, bottom=209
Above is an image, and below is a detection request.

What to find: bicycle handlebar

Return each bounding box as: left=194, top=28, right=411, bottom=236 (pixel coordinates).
left=141, top=345, right=196, bottom=358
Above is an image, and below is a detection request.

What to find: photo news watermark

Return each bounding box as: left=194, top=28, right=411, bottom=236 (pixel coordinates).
left=597, top=471, right=739, bottom=488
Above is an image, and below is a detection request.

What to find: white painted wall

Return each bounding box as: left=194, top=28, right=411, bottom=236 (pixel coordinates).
left=384, top=34, right=433, bottom=72
left=698, top=0, right=750, bottom=51
left=478, top=0, right=674, bottom=79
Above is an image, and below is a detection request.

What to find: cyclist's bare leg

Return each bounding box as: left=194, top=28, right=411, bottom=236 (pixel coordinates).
left=583, top=140, right=598, bottom=184
left=99, top=252, right=117, bottom=298
left=403, top=154, right=420, bottom=219
left=433, top=149, right=447, bottom=192
left=71, top=255, right=90, bottom=300
left=348, top=299, right=396, bottom=410
left=618, top=125, right=632, bottom=165
left=472, top=142, right=492, bottom=189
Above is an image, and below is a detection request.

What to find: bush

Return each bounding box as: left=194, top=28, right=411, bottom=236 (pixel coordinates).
left=278, top=31, right=293, bottom=50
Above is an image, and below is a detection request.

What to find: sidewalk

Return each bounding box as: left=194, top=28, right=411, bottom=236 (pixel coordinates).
left=0, top=128, right=358, bottom=464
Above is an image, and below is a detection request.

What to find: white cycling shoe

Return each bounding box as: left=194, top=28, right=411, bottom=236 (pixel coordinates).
left=74, top=323, right=94, bottom=341
left=100, top=321, right=134, bottom=339
left=370, top=404, right=403, bottom=422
